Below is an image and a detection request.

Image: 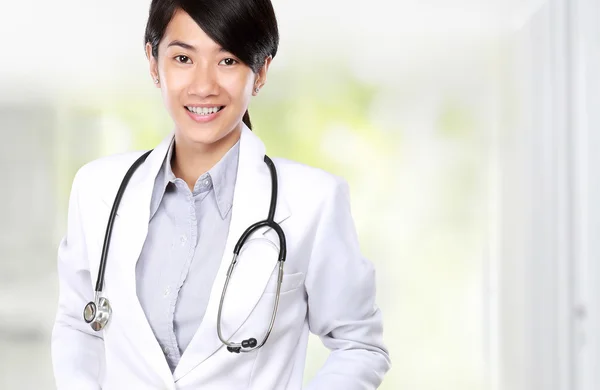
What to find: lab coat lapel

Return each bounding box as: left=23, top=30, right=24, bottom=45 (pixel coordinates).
left=98, top=132, right=175, bottom=385
left=174, top=125, right=291, bottom=381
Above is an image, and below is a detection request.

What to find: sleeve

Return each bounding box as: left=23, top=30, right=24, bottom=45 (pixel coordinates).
left=51, top=168, right=105, bottom=390
left=304, top=178, right=391, bottom=390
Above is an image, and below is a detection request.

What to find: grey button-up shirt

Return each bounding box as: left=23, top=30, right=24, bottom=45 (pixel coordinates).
left=136, top=138, right=240, bottom=372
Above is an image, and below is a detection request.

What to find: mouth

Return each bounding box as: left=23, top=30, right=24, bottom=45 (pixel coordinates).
left=185, top=105, right=225, bottom=116
left=184, top=105, right=225, bottom=123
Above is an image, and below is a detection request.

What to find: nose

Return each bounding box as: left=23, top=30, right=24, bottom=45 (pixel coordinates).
left=187, top=63, right=218, bottom=98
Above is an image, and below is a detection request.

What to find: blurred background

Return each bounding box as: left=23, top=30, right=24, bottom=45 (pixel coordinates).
left=1, top=0, right=599, bottom=389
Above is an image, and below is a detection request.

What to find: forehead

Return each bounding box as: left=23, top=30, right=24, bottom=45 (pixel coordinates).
left=161, top=9, right=220, bottom=50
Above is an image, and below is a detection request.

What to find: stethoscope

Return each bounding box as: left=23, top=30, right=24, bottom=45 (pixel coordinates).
left=83, top=149, right=287, bottom=354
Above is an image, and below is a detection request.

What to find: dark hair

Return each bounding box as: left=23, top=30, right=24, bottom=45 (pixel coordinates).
left=144, top=0, right=279, bottom=130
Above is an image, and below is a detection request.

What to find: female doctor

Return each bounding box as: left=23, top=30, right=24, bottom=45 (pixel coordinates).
left=51, top=0, right=390, bottom=389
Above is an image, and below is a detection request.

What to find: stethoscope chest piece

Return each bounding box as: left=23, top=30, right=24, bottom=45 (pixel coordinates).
left=83, top=295, right=112, bottom=331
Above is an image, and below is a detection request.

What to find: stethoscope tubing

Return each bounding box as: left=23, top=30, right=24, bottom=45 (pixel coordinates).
left=85, top=149, right=286, bottom=354
left=96, top=150, right=152, bottom=292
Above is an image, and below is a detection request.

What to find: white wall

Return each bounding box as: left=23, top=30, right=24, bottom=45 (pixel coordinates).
left=495, top=0, right=600, bottom=389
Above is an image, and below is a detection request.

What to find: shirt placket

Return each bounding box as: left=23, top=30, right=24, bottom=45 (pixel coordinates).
left=163, top=181, right=194, bottom=369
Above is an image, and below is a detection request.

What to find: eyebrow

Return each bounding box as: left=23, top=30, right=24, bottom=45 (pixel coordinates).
left=166, top=40, right=230, bottom=53
left=167, top=40, right=196, bottom=51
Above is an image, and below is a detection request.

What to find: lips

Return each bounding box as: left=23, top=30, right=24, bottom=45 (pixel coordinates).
left=184, top=105, right=225, bottom=123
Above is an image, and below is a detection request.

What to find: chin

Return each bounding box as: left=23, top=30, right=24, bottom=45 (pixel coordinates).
left=178, top=122, right=237, bottom=147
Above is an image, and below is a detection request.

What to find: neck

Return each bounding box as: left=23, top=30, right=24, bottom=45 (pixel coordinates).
left=171, top=127, right=241, bottom=191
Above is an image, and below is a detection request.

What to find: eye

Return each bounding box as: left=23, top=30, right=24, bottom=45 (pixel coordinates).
left=175, top=55, right=191, bottom=64
left=219, top=58, right=238, bottom=66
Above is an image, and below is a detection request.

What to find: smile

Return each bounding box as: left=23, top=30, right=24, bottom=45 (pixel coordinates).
left=185, top=106, right=224, bottom=115
left=184, top=105, right=225, bottom=123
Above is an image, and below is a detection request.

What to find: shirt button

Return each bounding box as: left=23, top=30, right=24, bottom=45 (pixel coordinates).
left=164, top=287, right=171, bottom=297
left=180, top=235, right=187, bottom=244
left=164, top=347, right=170, bottom=355
left=204, top=179, right=209, bottom=186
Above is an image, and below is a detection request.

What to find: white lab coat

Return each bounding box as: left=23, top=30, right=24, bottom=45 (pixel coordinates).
left=51, top=125, right=390, bottom=390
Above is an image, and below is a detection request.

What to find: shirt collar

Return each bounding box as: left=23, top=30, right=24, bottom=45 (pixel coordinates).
left=149, top=138, right=240, bottom=220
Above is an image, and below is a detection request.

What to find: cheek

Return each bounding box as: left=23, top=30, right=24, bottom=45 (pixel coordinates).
left=161, top=68, right=190, bottom=101
left=220, top=71, right=254, bottom=103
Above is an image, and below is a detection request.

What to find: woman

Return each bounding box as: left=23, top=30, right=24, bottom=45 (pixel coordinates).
left=51, top=0, right=390, bottom=389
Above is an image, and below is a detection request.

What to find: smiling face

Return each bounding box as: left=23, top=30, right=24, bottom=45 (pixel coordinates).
left=146, top=8, right=270, bottom=150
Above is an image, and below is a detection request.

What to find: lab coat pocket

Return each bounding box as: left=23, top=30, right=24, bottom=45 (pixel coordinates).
left=263, top=271, right=304, bottom=294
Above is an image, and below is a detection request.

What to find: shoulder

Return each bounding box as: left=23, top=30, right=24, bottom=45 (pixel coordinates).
left=272, top=157, right=344, bottom=186
left=271, top=157, right=349, bottom=207
left=72, top=150, right=148, bottom=198
left=78, top=150, right=148, bottom=179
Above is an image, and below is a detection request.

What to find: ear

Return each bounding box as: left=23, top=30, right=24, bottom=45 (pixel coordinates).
left=145, top=42, right=160, bottom=88
left=253, top=56, right=273, bottom=95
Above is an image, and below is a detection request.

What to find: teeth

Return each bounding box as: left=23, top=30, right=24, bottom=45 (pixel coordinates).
left=187, top=106, right=221, bottom=115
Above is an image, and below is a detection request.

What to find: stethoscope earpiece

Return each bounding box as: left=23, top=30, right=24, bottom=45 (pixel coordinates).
left=226, top=339, right=257, bottom=353
left=242, top=338, right=258, bottom=348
